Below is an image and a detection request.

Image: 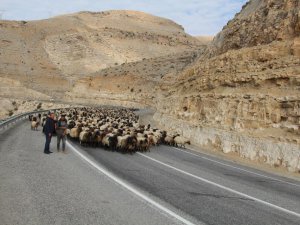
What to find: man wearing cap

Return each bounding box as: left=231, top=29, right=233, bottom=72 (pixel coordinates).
left=43, top=112, right=56, bottom=154
left=56, top=114, right=68, bottom=152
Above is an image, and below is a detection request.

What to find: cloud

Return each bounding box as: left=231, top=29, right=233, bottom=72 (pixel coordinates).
left=0, top=0, right=248, bottom=35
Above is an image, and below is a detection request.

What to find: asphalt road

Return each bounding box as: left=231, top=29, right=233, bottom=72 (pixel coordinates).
left=1, top=120, right=300, bottom=225
left=0, top=121, right=188, bottom=225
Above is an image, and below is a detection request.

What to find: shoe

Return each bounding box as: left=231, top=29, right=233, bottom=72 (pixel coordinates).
left=44, top=152, right=50, bottom=154
left=48, top=151, right=53, bottom=154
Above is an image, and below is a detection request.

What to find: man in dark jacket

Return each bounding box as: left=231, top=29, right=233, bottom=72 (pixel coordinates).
left=43, top=112, right=56, bottom=154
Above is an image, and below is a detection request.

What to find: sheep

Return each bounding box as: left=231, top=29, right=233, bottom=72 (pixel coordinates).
left=153, top=130, right=165, bottom=145
left=108, top=134, right=118, bottom=151
left=90, top=130, right=101, bottom=147
left=147, top=134, right=158, bottom=146
left=69, top=126, right=82, bottom=139
left=102, top=134, right=110, bottom=148
left=174, top=136, right=191, bottom=148
left=31, top=121, right=39, bottom=130
left=117, top=135, right=129, bottom=151
left=79, top=129, right=91, bottom=146
left=65, top=129, right=70, bottom=135
left=164, top=135, right=175, bottom=146
left=136, top=136, right=149, bottom=152
left=68, top=120, right=76, bottom=129
left=96, top=131, right=106, bottom=147
left=125, top=135, right=138, bottom=153
left=137, top=132, right=144, bottom=137
left=53, top=107, right=168, bottom=153
left=100, top=124, right=109, bottom=131
left=102, top=133, right=118, bottom=150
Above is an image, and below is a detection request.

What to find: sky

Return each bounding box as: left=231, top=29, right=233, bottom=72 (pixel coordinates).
left=0, top=0, right=248, bottom=36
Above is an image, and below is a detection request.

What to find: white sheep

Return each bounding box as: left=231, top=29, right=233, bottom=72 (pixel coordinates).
left=79, top=128, right=91, bottom=146
left=164, top=135, right=175, bottom=146
left=31, top=121, right=39, bottom=131
left=117, top=135, right=129, bottom=150
left=174, top=136, right=191, bottom=148
left=69, top=127, right=81, bottom=139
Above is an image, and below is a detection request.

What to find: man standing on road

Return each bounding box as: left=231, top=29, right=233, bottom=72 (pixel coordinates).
left=43, top=112, right=56, bottom=154
left=56, top=114, right=68, bottom=153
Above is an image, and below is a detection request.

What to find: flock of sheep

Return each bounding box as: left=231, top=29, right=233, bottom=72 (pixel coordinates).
left=32, top=107, right=191, bottom=153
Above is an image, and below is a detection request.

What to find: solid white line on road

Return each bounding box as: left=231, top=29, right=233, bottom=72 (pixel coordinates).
left=66, top=142, right=199, bottom=225
left=173, top=147, right=300, bottom=188
left=138, top=152, right=300, bottom=219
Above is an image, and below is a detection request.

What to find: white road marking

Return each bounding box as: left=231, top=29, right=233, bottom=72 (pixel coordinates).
left=173, top=147, right=300, bottom=188
left=138, top=152, right=300, bottom=219
left=66, top=142, right=199, bottom=225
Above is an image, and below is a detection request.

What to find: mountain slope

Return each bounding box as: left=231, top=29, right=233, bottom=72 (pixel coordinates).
left=0, top=10, right=203, bottom=100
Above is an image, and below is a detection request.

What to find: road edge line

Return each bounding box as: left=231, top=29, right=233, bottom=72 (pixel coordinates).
left=173, top=147, right=300, bottom=188
left=66, top=141, right=198, bottom=225
left=138, top=152, right=300, bottom=219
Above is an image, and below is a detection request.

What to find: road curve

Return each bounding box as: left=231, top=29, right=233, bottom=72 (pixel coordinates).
left=1, top=120, right=300, bottom=225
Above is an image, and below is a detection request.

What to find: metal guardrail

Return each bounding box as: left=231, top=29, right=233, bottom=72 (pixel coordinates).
left=0, top=108, right=70, bottom=131
left=0, top=106, right=136, bottom=131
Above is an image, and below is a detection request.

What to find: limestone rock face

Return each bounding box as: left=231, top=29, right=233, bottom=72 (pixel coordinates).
left=212, top=0, right=300, bottom=54
left=153, top=0, right=300, bottom=172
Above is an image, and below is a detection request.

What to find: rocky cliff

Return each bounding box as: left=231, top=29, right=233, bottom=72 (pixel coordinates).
left=154, top=0, right=300, bottom=172
left=212, top=0, right=300, bottom=54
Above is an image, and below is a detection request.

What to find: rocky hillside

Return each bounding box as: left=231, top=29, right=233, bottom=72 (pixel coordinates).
left=155, top=0, right=300, bottom=172
left=0, top=10, right=203, bottom=102
left=212, top=0, right=300, bottom=54
left=64, top=50, right=201, bottom=107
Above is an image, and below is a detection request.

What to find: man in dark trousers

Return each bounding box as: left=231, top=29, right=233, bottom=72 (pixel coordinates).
left=56, top=114, right=67, bottom=152
left=43, top=112, right=56, bottom=154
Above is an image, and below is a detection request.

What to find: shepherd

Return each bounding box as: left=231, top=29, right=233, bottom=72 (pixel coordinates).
left=43, top=111, right=56, bottom=154
left=56, top=114, right=68, bottom=153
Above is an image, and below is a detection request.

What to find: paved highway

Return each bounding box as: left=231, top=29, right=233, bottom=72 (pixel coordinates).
left=1, top=120, right=300, bottom=225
